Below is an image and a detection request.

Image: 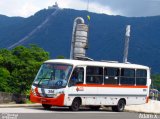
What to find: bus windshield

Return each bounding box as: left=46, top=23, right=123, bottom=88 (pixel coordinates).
left=33, top=63, right=73, bottom=89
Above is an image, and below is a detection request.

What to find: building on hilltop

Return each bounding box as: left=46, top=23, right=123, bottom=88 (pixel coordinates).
left=48, top=2, right=59, bottom=9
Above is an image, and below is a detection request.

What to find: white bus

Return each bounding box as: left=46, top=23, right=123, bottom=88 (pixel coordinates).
left=30, top=59, right=151, bottom=111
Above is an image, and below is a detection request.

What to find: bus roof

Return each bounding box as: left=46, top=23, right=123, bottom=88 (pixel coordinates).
left=45, top=59, right=149, bottom=70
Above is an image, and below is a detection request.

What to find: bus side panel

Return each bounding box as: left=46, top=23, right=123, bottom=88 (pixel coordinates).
left=65, top=85, right=148, bottom=106
left=64, top=86, right=98, bottom=106
left=97, top=86, right=148, bottom=105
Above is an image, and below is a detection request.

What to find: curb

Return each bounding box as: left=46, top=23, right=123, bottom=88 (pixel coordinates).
left=125, top=109, right=160, bottom=114
left=125, top=100, right=160, bottom=114
left=0, top=104, right=41, bottom=108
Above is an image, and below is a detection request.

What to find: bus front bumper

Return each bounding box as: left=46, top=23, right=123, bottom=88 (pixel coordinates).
left=30, top=92, right=65, bottom=106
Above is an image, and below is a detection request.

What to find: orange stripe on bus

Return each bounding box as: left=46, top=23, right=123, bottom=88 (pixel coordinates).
left=75, top=84, right=147, bottom=88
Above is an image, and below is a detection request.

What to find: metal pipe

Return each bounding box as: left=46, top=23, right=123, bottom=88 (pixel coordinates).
left=123, top=25, right=131, bottom=63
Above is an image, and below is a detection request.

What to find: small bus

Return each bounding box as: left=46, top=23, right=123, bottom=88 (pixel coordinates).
left=30, top=59, right=151, bottom=111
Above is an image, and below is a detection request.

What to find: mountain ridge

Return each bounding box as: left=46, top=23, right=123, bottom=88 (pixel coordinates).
left=0, top=8, right=160, bottom=73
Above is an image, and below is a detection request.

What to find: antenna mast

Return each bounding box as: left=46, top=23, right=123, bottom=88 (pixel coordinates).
left=87, top=0, right=90, bottom=11
left=123, top=25, right=131, bottom=63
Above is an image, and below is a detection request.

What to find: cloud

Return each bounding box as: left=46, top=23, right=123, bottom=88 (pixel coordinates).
left=0, top=0, right=57, bottom=17
left=81, top=0, right=160, bottom=17
left=17, top=3, right=38, bottom=17
left=86, top=2, right=121, bottom=15
left=0, top=0, right=120, bottom=17
left=58, top=0, right=120, bottom=15
left=0, top=0, right=160, bottom=17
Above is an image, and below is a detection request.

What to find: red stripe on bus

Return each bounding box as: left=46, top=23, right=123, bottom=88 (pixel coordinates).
left=75, top=84, right=148, bottom=88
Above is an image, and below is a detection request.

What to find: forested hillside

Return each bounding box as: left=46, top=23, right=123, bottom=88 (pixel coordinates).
left=0, top=9, right=160, bottom=73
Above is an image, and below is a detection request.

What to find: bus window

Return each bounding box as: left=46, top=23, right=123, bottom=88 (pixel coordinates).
left=69, top=67, right=84, bottom=86
left=120, top=68, right=135, bottom=85
left=104, top=68, right=119, bottom=84
left=86, top=66, right=103, bottom=84
left=136, top=69, right=147, bottom=85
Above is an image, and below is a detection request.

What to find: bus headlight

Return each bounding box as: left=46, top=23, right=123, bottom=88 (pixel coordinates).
left=31, top=88, right=36, bottom=96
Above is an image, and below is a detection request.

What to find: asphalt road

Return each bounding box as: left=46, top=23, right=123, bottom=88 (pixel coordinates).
left=0, top=107, right=159, bottom=119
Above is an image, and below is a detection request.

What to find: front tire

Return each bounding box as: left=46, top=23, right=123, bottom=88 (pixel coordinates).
left=42, top=104, right=52, bottom=109
left=69, top=98, right=81, bottom=111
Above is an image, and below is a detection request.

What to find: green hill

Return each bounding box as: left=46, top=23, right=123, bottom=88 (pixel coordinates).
left=0, top=8, right=160, bottom=73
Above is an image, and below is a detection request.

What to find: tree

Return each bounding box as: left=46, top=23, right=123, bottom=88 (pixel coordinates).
left=0, top=68, right=11, bottom=92
left=151, top=74, right=160, bottom=91
left=0, top=45, right=49, bottom=94
left=57, top=55, right=65, bottom=59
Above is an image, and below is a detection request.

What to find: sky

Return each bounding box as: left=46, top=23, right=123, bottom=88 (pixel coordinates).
left=0, top=0, right=160, bottom=17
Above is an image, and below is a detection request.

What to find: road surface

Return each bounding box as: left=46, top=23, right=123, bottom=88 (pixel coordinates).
left=0, top=107, right=159, bottom=119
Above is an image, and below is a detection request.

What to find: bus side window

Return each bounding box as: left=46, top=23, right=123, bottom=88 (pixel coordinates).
left=136, top=69, right=147, bottom=85
left=69, top=67, right=84, bottom=86
left=104, top=68, right=119, bottom=84
left=120, top=68, right=135, bottom=85
left=86, top=66, right=103, bottom=84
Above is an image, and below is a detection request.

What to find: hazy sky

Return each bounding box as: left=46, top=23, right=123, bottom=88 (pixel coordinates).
left=0, top=0, right=160, bottom=17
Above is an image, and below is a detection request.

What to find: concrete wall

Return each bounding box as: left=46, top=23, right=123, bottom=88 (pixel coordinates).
left=0, top=92, right=13, bottom=104
left=0, top=92, right=27, bottom=104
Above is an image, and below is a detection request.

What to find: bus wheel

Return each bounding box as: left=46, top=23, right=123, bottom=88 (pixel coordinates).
left=89, top=106, right=101, bottom=110
left=42, top=104, right=52, bottom=110
left=69, top=98, right=81, bottom=111
left=112, top=99, right=125, bottom=112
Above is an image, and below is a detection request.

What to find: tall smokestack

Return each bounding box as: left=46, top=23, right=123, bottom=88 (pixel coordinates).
left=123, top=25, right=131, bottom=63
left=70, top=17, right=88, bottom=59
